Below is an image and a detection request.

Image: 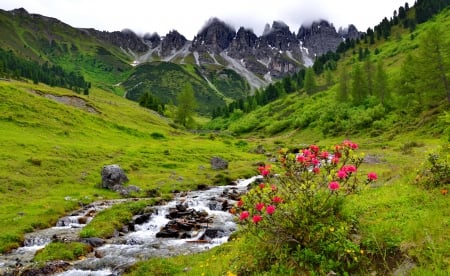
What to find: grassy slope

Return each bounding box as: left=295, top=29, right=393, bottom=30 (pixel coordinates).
left=0, top=80, right=261, bottom=253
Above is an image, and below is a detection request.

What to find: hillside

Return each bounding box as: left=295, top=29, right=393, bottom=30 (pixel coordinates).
left=0, top=79, right=261, bottom=255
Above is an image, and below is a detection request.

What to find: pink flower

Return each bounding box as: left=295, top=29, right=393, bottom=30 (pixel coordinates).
left=296, top=155, right=307, bottom=163
left=312, top=167, right=320, bottom=174
left=343, top=165, right=357, bottom=173
left=310, top=145, right=319, bottom=153
left=312, top=158, right=320, bottom=166
left=239, top=211, right=249, bottom=220
left=271, top=184, right=277, bottom=191
left=337, top=170, right=347, bottom=179
left=259, top=183, right=266, bottom=189
left=272, top=196, right=283, bottom=204
left=331, top=157, right=339, bottom=164
left=255, top=202, right=265, bottom=212
left=302, top=149, right=312, bottom=157
left=266, top=205, right=276, bottom=215
left=343, top=140, right=359, bottom=150
left=252, top=215, right=262, bottom=224
left=258, top=165, right=271, bottom=176
left=367, top=172, right=378, bottom=181
left=328, top=181, right=340, bottom=191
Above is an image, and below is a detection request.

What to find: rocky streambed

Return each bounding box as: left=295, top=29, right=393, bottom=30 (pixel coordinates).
left=0, top=177, right=260, bottom=276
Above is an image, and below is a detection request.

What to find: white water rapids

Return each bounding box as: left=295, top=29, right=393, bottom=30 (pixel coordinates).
left=0, top=177, right=260, bottom=275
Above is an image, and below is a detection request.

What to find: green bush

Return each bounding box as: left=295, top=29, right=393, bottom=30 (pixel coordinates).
left=416, top=144, right=450, bottom=189
left=233, top=141, right=378, bottom=274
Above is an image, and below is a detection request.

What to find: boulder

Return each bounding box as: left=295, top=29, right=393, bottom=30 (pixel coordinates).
left=101, top=164, right=128, bottom=189
left=210, top=157, right=228, bottom=170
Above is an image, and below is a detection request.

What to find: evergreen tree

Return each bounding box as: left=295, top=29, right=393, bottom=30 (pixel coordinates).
left=363, top=59, right=375, bottom=96
left=350, top=63, right=367, bottom=105
left=374, top=60, right=389, bottom=105
left=415, top=25, right=450, bottom=102
left=304, top=67, right=316, bottom=95
left=175, top=84, right=197, bottom=127
left=337, top=66, right=350, bottom=102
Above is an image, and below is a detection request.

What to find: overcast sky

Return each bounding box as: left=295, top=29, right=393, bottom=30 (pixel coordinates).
left=1, top=0, right=412, bottom=39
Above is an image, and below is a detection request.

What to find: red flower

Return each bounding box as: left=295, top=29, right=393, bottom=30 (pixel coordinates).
left=237, top=199, right=244, bottom=207
left=272, top=196, right=283, bottom=204
left=239, top=211, right=249, bottom=220
left=344, top=140, right=359, bottom=150
left=328, top=181, right=340, bottom=191
left=258, top=165, right=271, bottom=177
left=320, top=151, right=330, bottom=159
left=259, top=183, right=266, bottom=189
left=266, top=205, right=276, bottom=215
left=310, top=144, right=319, bottom=153
left=337, top=170, right=347, bottom=179
left=271, top=184, right=277, bottom=191
left=367, top=172, right=378, bottom=181
left=343, top=165, right=357, bottom=173
left=313, top=167, right=320, bottom=174
left=255, top=202, right=265, bottom=212
left=296, top=155, right=307, bottom=163
left=252, top=215, right=262, bottom=224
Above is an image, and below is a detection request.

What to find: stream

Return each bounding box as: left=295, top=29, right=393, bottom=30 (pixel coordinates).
left=0, top=177, right=260, bottom=275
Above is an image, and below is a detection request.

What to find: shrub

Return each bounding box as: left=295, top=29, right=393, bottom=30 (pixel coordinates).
left=232, top=141, right=377, bottom=274
left=416, top=144, right=450, bottom=189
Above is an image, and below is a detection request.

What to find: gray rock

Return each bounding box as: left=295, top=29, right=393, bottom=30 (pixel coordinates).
left=101, top=164, right=128, bottom=190
left=210, top=157, right=228, bottom=170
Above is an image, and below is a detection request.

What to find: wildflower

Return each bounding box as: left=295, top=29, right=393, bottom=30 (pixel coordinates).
left=312, top=167, right=320, bottom=174
left=328, top=181, right=340, bottom=191
left=343, top=165, right=357, bottom=173
left=259, top=183, right=265, bottom=189
left=296, top=155, right=307, bottom=163
left=272, top=196, right=283, bottom=204
left=255, top=202, right=265, bottom=212
left=310, top=144, right=319, bottom=153
left=239, top=211, right=249, bottom=220
left=252, top=215, right=262, bottom=224
left=266, top=205, right=276, bottom=215
left=367, top=172, right=378, bottom=181
left=320, top=151, right=330, bottom=159
left=271, top=184, right=277, bottom=191
left=337, top=169, right=348, bottom=179
left=440, top=189, right=447, bottom=195
left=329, top=227, right=335, bottom=232
left=237, top=199, right=244, bottom=207
left=258, top=165, right=271, bottom=176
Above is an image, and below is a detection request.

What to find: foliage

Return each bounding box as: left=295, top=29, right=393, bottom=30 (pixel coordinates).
left=233, top=141, right=377, bottom=274
left=416, top=144, right=450, bottom=189
left=34, top=241, right=92, bottom=262
left=0, top=47, right=90, bottom=93
left=175, top=83, right=197, bottom=127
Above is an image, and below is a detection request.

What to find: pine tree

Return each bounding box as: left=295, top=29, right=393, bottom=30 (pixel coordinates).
left=304, top=68, right=316, bottom=95
left=374, top=60, right=389, bottom=105
left=350, top=63, right=367, bottom=105
left=337, top=66, right=350, bottom=102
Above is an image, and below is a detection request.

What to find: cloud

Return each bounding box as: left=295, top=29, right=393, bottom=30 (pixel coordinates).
left=1, top=0, right=413, bottom=39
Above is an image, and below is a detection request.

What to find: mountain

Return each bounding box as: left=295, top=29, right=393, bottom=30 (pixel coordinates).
left=0, top=8, right=361, bottom=114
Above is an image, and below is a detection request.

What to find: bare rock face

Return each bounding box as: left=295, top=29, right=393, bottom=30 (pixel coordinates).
left=161, top=30, right=187, bottom=56
left=101, top=164, right=129, bottom=190
left=191, top=18, right=236, bottom=54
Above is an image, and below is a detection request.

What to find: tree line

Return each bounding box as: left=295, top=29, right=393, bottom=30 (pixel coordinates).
left=0, top=48, right=90, bottom=94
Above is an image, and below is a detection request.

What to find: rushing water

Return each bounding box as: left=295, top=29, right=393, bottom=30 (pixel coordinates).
left=0, top=177, right=259, bottom=275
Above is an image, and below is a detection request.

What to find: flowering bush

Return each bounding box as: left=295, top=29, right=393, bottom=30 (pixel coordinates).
left=233, top=141, right=377, bottom=274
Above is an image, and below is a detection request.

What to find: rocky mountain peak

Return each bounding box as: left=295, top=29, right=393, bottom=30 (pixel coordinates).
left=143, top=32, right=161, bottom=48
left=297, top=19, right=358, bottom=57
left=259, top=21, right=297, bottom=51
left=86, top=28, right=149, bottom=53
left=191, top=17, right=236, bottom=53
left=161, top=30, right=187, bottom=56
